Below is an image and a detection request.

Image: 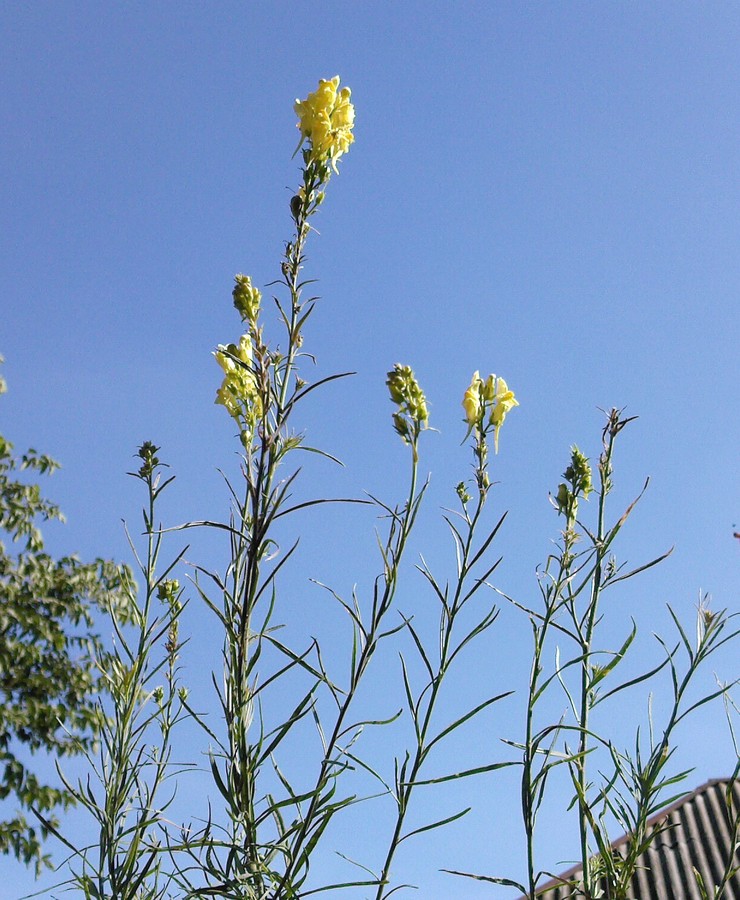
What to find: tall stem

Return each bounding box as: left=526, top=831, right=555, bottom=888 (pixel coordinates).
left=273, top=452, right=420, bottom=899
left=375, top=493, right=486, bottom=899
left=577, top=429, right=615, bottom=897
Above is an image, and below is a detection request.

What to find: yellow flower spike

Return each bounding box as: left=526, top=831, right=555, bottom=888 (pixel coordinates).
left=295, top=76, right=355, bottom=169
left=213, top=332, right=263, bottom=445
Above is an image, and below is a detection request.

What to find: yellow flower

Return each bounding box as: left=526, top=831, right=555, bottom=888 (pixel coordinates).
left=463, top=372, right=518, bottom=451
left=214, top=334, right=262, bottom=441
left=295, top=76, right=355, bottom=167
left=489, top=377, right=518, bottom=425
left=481, top=374, right=497, bottom=402
left=489, top=376, right=519, bottom=452
left=215, top=334, right=253, bottom=374
left=462, top=371, right=482, bottom=426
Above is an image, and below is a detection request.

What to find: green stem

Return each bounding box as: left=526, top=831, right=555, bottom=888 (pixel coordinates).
left=272, top=448, right=420, bottom=899
left=375, top=491, right=486, bottom=899
left=219, top=165, right=334, bottom=895
left=522, top=536, right=574, bottom=899
left=577, top=429, right=615, bottom=898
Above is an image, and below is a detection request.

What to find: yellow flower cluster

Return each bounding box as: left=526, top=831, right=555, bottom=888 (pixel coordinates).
left=214, top=334, right=263, bottom=442
left=295, top=76, right=355, bottom=167
left=462, top=371, right=518, bottom=452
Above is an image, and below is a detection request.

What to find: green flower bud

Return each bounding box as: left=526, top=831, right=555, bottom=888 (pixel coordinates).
left=556, top=483, right=573, bottom=517
left=233, top=274, right=261, bottom=323
left=481, top=374, right=496, bottom=402
left=386, top=364, right=429, bottom=426
left=157, top=579, right=180, bottom=605
left=136, top=441, right=160, bottom=478
left=564, top=446, right=593, bottom=498
left=456, top=481, right=472, bottom=505
left=392, top=411, right=411, bottom=443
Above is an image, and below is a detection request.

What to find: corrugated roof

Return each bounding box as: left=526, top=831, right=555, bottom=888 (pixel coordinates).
left=522, top=777, right=740, bottom=899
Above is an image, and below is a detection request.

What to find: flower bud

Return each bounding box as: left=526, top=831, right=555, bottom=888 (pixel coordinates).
left=556, top=483, right=570, bottom=514
left=136, top=441, right=160, bottom=478
left=482, top=374, right=497, bottom=402
left=456, top=481, right=472, bottom=505
left=564, top=446, right=593, bottom=498
left=157, top=579, right=180, bottom=603
left=387, top=364, right=429, bottom=446
left=232, top=274, right=261, bottom=323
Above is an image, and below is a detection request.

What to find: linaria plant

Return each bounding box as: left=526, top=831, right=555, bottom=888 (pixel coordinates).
left=167, top=77, right=433, bottom=898
left=166, top=75, right=524, bottom=899
left=448, top=410, right=738, bottom=899
left=35, top=77, right=739, bottom=900
left=372, top=372, right=520, bottom=900
left=38, top=442, right=189, bottom=899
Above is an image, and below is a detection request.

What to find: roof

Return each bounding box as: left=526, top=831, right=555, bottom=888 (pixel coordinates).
left=523, top=777, right=740, bottom=899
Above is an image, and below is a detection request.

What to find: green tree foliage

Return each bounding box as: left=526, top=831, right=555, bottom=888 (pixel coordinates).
left=0, top=361, right=133, bottom=874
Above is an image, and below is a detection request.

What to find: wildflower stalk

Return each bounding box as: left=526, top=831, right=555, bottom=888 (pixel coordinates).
left=273, top=442, right=423, bottom=898
left=595, top=605, right=740, bottom=899
left=575, top=416, right=618, bottom=895
left=205, top=161, right=332, bottom=898
left=520, top=543, right=575, bottom=899
left=516, top=442, right=590, bottom=898
left=221, top=168, right=323, bottom=894
left=375, top=432, right=511, bottom=899
left=50, top=443, right=187, bottom=900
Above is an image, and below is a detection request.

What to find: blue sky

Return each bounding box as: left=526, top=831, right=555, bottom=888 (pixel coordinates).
left=2, top=3, right=739, bottom=898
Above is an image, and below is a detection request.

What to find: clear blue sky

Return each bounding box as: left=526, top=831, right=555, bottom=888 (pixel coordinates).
left=2, top=3, right=739, bottom=898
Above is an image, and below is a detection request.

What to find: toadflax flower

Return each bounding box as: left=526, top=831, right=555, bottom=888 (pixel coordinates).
left=489, top=376, right=518, bottom=452
left=462, top=372, right=483, bottom=426
left=295, top=76, right=355, bottom=168
left=462, top=371, right=518, bottom=452
left=214, top=334, right=263, bottom=441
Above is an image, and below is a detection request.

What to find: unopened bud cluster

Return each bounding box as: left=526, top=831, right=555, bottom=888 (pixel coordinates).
left=157, top=579, right=182, bottom=658
left=233, top=274, right=261, bottom=324
left=387, top=363, right=429, bottom=447
left=556, top=445, right=593, bottom=521
left=136, top=441, right=161, bottom=479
